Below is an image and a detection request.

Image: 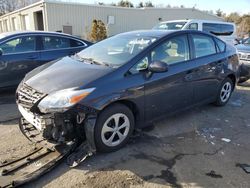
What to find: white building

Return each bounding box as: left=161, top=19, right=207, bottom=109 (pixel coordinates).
left=0, top=0, right=223, bottom=39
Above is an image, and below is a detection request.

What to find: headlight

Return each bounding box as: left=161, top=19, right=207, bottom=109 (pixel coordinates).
left=38, top=87, right=95, bottom=113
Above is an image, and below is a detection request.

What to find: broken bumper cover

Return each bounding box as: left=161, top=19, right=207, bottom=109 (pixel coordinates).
left=0, top=143, right=76, bottom=188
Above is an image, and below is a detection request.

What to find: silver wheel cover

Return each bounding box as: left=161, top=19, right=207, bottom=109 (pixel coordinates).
left=101, top=113, right=130, bottom=147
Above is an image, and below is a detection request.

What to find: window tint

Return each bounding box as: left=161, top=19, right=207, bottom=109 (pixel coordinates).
left=192, top=34, right=216, bottom=58
left=0, top=36, right=35, bottom=54
left=202, top=23, right=234, bottom=36
left=187, top=23, right=198, bottom=30
left=151, top=35, right=190, bottom=65
left=42, top=36, right=70, bottom=50
left=214, top=38, right=226, bottom=52
left=70, top=39, right=85, bottom=47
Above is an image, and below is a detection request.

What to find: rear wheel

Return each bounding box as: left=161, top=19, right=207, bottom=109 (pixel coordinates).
left=214, top=78, right=233, bottom=106
left=95, top=104, right=134, bottom=152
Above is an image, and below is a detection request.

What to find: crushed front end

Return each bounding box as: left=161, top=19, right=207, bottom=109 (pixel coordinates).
left=16, top=83, right=97, bottom=151
left=0, top=83, right=97, bottom=187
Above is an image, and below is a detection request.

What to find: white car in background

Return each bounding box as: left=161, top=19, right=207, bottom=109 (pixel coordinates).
left=153, top=19, right=237, bottom=46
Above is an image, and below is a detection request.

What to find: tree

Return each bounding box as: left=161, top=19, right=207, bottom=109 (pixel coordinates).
left=145, top=1, right=154, bottom=7
left=90, top=19, right=98, bottom=42
left=138, top=2, right=143, bottom=8
left=89, top=19, right=107, bottom=42
left=137, top=1, right=154, bottom=8
left=117, top=0, right=134, bottom=8
left=0, top=0, right=39, bottom=16
left=225, top=12, right=241, bottom=24
left=216, top=9, right=223, bottom=17
left=239, top=15, right=250, bottom=35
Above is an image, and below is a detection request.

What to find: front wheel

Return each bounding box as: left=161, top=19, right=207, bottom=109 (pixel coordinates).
left=214, top=78, right=233, bottom=106
left=94, top=104, right=134, bottom=153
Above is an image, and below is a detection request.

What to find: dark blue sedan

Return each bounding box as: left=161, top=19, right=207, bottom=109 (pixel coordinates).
left=17, top=30, right=240, bottom=154
left=0, top=31, right=91, bottom=89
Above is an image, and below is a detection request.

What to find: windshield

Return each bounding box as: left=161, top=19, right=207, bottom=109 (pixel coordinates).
left=77, top=34, right=157, bottom=67
left=153, top=22, right=187, bottom=30
left=243, top=38, right=250, bottom=44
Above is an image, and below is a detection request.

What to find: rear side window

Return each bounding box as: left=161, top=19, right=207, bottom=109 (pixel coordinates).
left=202, top=23, right=234, bottom=36
left=70, top=39, right=85, bottom=47
left=42, top=36, right=70, bottom=50
left=192, top=34, right=216, bottom=58
left=214, top=38, right=226, bottom=52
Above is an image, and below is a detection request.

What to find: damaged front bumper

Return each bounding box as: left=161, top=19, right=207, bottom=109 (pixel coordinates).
left=0, top=84, right=99, bottom=187
left=16, top=83, right=98, bottom=152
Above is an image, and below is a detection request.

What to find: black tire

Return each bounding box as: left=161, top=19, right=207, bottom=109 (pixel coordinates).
left=94, top=103, right=135, bottom=153
left=214, top=77, right=234, bottom=106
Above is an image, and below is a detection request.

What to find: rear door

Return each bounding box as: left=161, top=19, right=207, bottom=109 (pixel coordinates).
left=39, top=35, right=87, bottom=64
left=189, top=33, right=225, bottom=103
left=0, top=35, right=39, bottom=88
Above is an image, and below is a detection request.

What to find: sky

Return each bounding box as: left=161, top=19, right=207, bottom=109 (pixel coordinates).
left=63, top=0, right=250, bottom=15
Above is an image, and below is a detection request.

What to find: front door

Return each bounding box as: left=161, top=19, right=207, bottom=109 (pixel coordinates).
left=144, top=34, right=195, bottom=122
left=0, top=35, right=39, bottom=88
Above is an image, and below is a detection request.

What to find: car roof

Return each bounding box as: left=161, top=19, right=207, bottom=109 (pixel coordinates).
left=0, top=30, right=90, bottom=43
left=117, top=30, right=176, bottom=38
left=116, top=29, right=215, bottom=39
left=158, top=19, right=234, bottom=25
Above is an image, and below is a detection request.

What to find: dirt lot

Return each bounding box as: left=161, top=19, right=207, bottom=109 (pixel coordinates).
left=1, top=82, right=250, bottom=188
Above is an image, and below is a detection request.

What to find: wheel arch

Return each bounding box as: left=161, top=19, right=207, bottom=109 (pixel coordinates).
left=227, top=73, right=236, bottom=89
left=100, top=99, right=141, bottom=127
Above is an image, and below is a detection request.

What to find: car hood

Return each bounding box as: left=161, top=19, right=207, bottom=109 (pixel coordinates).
left=24, top=56, right=113, bottom=94
left=236, top=44, right=250, bottom=53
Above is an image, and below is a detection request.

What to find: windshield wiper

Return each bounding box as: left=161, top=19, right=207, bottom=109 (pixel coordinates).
left=74, top=54, right=110, bottom=67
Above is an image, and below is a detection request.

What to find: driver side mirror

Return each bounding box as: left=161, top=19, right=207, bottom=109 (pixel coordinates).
left=148, top=61, right=168, bottom=73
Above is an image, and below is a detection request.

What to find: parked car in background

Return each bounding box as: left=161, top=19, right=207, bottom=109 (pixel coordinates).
left=17, top=30, right=239, bottom=153
left=152, top=19, right=237, bottom=45
left=0, top=31, right=92, bottom=89
left=236, top=37, right=250, bottom=83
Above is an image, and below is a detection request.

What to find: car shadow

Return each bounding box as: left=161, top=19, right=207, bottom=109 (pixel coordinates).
left=30, top=104, right=230, bottom=188
left=10, top=84, right=250, bottom=187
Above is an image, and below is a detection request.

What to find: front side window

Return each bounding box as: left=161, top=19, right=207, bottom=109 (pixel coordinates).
left=151, top=35, right=190, bottom=65
left=192, top=34, right=216, bottom=58
left=0, top=36, right=36, bottom=54
left=77, top=34, right=157, bottom=68
left=42, top=36, right=70, bottom=50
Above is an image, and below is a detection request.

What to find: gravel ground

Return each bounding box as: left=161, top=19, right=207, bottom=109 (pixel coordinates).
left=1, top=82, right=250, bottom=188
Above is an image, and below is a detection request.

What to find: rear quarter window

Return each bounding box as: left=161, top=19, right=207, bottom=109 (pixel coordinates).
left=214, top=38, right=226, bottom=53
